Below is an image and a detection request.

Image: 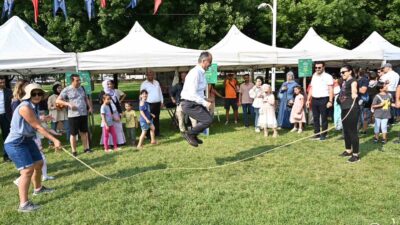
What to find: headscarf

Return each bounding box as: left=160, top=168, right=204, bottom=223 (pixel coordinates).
left=52, top=83, right=62, bottom=95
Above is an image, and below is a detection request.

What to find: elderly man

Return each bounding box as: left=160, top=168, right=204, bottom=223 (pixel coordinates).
left=180, top=52, right=213, bottom=147
left=140, top=69, right=164, bottom=137
left=306, top=61, right=334, bottom=141
left=56, top=74, right=93, bottom=156
left=0, top=77, right=13, bottom=162
left=380, top=63, right=400, bottom=124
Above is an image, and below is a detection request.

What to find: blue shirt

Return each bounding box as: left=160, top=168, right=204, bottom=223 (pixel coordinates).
left=139, top=101, right=151, bottom=124
left=100, top=104, right=114, bottom=127
left=5, top=101, right=38, bottom=143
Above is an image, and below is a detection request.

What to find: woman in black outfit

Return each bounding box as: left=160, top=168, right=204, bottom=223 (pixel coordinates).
left=338, top=65, right=360, bottom=163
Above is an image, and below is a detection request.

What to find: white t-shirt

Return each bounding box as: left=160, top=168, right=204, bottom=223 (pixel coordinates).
left=310, top=72, right=333, bottom=98
left=380, top=70, right=399, bottom=92
left=140, top=80, right=164, bottom=104
left=0, top=90, right=4, bottom=114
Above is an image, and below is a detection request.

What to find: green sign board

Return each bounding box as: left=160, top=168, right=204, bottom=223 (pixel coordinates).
left=205, top=63, right=218, bottom=84
left=65, top=71, right=92, bottom=95
left=298, top=59, right=313, bottom=78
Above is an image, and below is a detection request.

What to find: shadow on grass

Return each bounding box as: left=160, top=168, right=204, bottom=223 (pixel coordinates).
left=214, top=145, right=274, bottom=165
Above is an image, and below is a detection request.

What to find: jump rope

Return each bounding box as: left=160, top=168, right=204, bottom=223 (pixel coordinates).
left=60, top=98, right=358, bottom=181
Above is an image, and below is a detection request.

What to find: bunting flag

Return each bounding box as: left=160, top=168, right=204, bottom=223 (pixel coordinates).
left=153, top=0, right=162, bottom=15
left=53, top=0, right=68, bottom=20
left=100, top=0, right=106, bottom=8
left=84, top=0, right=96, bottom=20
left=1, top=0, right=15, bottom=20
left=127, top=0, right=137, bottom=9
left=32, top=0, right=39, bottom=24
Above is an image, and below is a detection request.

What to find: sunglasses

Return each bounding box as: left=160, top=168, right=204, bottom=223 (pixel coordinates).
left=31, top=92, right=44, bottom=97
left=315, top=67, right=322, bottom=69
left=340, top=70, right=348, bottom=74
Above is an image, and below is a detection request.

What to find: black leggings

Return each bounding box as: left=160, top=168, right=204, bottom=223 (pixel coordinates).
left=341, top=107, right=360, bottom=154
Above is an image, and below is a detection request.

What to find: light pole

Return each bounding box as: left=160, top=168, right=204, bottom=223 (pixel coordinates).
left=258, top=0, right=277, bottom=91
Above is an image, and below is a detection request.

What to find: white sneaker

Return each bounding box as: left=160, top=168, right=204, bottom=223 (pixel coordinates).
left=255, top=128, right=260, bottom=133
left=42, top=176, right=55, bottom=181
left=297, top=129, right=303, bottom=133
left=290, top=128, right=298, bottom=132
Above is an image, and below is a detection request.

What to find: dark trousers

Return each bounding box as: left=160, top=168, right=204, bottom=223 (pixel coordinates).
left=0, top=114, right=10, bottom=158
left=342, top=107, right=360, bottom=154
left=149, top=102, right=161, bottom=136
left=181, top=100, right=213, bottom=136
left=312, top=97, right=329, bottom=137
left=389, top=91, right=396, bottom=124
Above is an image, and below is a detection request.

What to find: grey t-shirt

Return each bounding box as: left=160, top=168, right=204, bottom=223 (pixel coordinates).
left=60, top=86, right=88, bottom=118
left=100, top=104, right=113, bottom=127
left=372, top=93, right=392, bottom=119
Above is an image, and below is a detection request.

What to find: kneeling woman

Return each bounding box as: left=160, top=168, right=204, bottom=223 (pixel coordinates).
left=5, top=83, right=61, bottom=212
left=338, top=65, right=360, bottom=163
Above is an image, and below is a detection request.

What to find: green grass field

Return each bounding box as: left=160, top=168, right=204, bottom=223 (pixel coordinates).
left=0, top=108, right=399, bottom=224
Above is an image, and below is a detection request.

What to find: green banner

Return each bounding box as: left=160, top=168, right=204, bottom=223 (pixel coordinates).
left=205, top=63, right=218, bottom=84
left=298, top=59, right=313, bottom=78
left=65, top=71, right=92, bottom=95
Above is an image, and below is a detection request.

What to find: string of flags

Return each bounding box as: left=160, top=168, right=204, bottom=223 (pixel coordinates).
left=1, top=0, right=163, bottom=23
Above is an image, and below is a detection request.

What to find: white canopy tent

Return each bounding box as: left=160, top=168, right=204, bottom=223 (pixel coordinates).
left=77, top=22, right=202, bottom=73
left=350, top=31, right=400, bottom=66
left=292, top=27, right=351, bottom=66
left=0, top=16, right=77, bottom=75
left=209, top=25, right=304, bottom=69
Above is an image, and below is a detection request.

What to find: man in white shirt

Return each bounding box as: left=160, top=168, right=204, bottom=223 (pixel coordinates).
left=306, top=61, right=334, bottom=141
left=180, top=52, right=213, bottom=147
left=380, top=63, right=399, bottom=124
left=140, top=69, right=164, bottom=136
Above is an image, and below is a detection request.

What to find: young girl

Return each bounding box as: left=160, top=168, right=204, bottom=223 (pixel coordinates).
left=122, top=102, right=138, bottom=146
left=249, top=76, right=264, bottom=132
left=289, top=86, right=306, bottom=133
left=100, top=94, right=119, bottom=152
left=258, top=84, right=278, bottom=137
left=207, top=83, right=224, bottom=117
left=371, top=82, right=393, bottom=144
left=137, top=90, right=156, bottom=149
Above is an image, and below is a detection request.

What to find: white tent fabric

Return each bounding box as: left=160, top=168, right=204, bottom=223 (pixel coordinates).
left=350, top=31, right=400, bottom=61
left=77, top=22, right=202, bottom=72
left=292, top=27, right=351, bottom=62
left=209, top=25, right=304, bottom=68
left=0, top=16, right=77, bottom=75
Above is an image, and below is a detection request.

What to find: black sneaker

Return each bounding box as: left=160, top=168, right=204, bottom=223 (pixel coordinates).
left=311, top=135, right=320, bottom=140
left=381, top=139, right=387, bottom=144
left=373, top=138, right=378, bottom=143
left=319, top=136, right=326, bottom=141
left=72, top=152, right=78, bottom=157
left=18, top=201, right=40, bottom=213
left=33, top=186, right=54, bottom=196
left=182, top=132, right=198, bottom=147
left=194, top=136, right=203, bottom=144
left=339, top=151, right=352, bottom=157
left=348, top=155, right=360, bottom=163
left=84, top=149, right=93, bottom=153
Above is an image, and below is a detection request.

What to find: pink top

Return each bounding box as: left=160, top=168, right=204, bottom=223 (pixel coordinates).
left=239, top=82, right=255, bottom=104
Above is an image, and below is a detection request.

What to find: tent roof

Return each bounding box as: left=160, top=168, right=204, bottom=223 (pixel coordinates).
left=292, top=27, right=351, bottom=62
left=351, top=31, right=400, bottom=61
left=77, top=21, right=201, bottom=72
left=209, top=25, right=303, bottom=67
left=0, top=16, right=77, bottom=75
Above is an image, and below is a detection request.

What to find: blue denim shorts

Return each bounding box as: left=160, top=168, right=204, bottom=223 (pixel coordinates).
left=5, top=137, right=43, bottom=171
left=140, top=120, right=153, bottom=131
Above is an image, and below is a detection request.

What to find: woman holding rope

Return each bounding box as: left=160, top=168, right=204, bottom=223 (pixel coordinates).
left=337, top=65, right=360, bottom=163
left=4, top=83, right=61, bottom=213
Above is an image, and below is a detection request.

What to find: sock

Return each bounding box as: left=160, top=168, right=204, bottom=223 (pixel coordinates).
left=34, top=186, right=42, bottom=192
left=20, top=201, right=29, bottom=208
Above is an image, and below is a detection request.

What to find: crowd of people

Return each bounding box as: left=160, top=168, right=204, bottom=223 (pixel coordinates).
left=1, top=51, right=400, bottom=212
